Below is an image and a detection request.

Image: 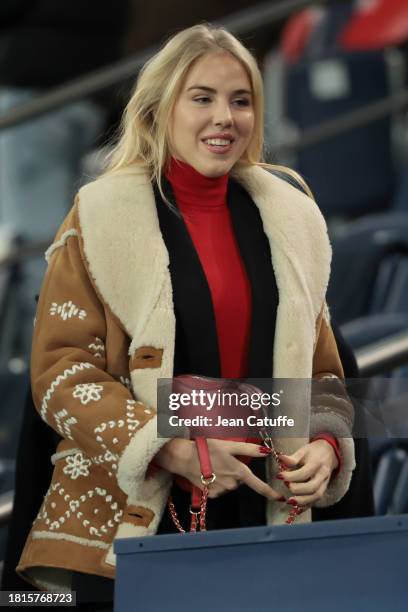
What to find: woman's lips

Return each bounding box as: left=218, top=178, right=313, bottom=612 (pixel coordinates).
left=201, top=140, right=234, bottom=155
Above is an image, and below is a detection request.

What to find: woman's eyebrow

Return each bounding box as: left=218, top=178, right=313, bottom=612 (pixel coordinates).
left=187, top=85, right=252, bottom=95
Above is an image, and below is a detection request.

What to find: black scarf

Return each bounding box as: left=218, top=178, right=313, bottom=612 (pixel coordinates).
left=154, top=177, right=279, bottom=531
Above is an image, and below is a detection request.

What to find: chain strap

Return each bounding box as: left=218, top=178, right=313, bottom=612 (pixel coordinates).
left=168, top=484, right=210, bottom=533
left=198, top=485, right=209, bottom=531
left=168, top=496, right=189, bottom=533
left=259, top=428, right=304, bottom=524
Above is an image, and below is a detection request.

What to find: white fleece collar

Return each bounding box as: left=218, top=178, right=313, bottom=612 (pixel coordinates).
left=78, top=164, right=331, bottom=379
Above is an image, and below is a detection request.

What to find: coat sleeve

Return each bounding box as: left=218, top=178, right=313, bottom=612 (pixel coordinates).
left=310, top=302, right=356, bottom=507
left=31, top=202, right=166, bottom=496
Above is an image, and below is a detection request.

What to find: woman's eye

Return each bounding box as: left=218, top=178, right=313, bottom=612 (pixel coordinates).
left=192, top=96, right=250, bottom=106
left=233, top=98, right=251, bottom=107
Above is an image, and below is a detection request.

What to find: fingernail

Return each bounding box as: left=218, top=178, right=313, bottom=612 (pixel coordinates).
left=277, top=496, right=286, bottom=502
left=276, top=474, right=284, bottom=480
left=284, top=481, right=290, bottom=488
left=287, top=499, right=297, bottom=506
left=259, top=446, right=272, bottom=454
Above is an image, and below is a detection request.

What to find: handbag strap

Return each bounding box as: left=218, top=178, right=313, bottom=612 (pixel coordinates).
left=168, top=436, right=215, bottom=532
left=195, top=436, right=214, bottom=480
left=191, top=436, right=215, bottom=513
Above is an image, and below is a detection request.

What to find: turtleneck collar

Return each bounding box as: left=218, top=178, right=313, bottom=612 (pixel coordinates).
left=165, top=157, right=229, bottom=212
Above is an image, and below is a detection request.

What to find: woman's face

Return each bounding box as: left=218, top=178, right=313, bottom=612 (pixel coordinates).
left=169, top=51, right=255, bottom=177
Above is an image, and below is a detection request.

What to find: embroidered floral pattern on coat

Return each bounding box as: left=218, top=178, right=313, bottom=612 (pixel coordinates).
left=63, top=453, right=91, bottom=480
left=73, top=383, right=103, bottom=405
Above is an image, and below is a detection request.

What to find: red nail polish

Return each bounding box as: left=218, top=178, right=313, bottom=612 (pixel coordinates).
left=276, top=474, right=284, bottom=480
left=259, top=446, right=272, bottom=454
left=277, top=496, right=286, bottom=502
left=287, top=499, right=297, bottom=506
left=284, top=481, right=290, bottom=488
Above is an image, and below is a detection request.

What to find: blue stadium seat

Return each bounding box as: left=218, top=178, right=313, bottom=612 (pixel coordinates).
left=285, top=50, right=395, bottom=218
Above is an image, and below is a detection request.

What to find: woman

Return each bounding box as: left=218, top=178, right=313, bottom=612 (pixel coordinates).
left=17, top=24, right=355, bottom=598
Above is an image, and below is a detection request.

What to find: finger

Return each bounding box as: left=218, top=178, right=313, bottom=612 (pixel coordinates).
left=288, top=479, right=329, bottom=506
left=278, top=454, right=299, bottom=467
left=240, top=465, right=282, bottom=501
left=287, top=472, right=327, bottom=496
left=208, top=486, right=224, bottom=499
left=207, top=478, right=240, bottom=498
left=222, top=440, right=273, bottom=459
left=279, top=449, right=305, bottom=467
left=278, top=463, right=316, bottom=483
left=223, top=478, right=241, bottom=492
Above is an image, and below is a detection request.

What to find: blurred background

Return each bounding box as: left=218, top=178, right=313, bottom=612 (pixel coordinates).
left=1, top=0, right=408, bottom=583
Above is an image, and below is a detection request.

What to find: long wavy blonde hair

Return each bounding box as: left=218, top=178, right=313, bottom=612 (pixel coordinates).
left=105, top=23, right=312, bottom=200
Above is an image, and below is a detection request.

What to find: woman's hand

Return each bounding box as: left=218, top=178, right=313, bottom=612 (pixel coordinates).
left=278, top=439, right=339, bottom=506
left=153, top=438, right=283, bottom=501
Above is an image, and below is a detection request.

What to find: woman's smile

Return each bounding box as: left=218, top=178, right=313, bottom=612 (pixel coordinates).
left=201, top=131, right=235, bottom=154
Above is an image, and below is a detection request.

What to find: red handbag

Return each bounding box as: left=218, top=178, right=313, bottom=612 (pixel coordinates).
left=168, top=374, right=284, bottom=533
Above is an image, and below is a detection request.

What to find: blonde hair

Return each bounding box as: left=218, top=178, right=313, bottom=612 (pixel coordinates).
left=105, top=23, right=312, bottom=200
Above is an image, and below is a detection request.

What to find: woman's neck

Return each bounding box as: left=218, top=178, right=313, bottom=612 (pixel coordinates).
left=165, top=157, right=228, bottom=211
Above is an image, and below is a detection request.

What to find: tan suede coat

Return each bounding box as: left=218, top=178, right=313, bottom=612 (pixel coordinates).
left=17, top=165, right=355, bottom=591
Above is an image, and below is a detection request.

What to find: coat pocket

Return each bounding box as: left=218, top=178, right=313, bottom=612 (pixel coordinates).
left=129, top=346, right=163, bottom=370
left=122, top=504, right=154, bottom=528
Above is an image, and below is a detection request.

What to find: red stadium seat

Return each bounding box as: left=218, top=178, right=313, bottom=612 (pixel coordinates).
left=340, top=0, right=408, bottom=50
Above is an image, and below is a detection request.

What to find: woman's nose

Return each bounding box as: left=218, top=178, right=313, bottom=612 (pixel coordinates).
left=213, top=102, right=233, bottom=128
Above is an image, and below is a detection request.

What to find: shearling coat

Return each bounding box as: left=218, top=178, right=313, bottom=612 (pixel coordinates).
left=17, top=164, right=355, bottom=591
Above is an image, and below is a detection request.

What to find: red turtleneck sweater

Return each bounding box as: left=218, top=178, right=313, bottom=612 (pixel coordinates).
left=163, top=158, right=342, bottom=474
left=166, top=157, right=251, bottom=379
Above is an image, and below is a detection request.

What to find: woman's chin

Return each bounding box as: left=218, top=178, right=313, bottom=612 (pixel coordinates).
left=194, top=158, right=233, bottom=178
